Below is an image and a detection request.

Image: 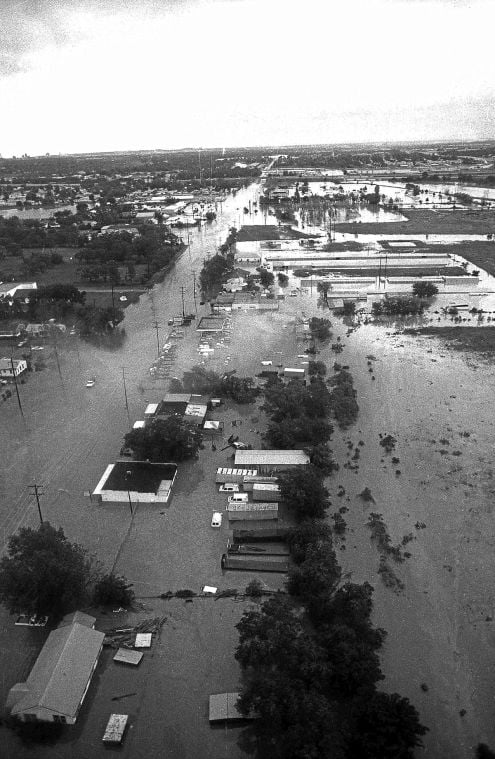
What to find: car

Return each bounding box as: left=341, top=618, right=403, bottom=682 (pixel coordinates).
left=119, top=295, right=128, bottom=302
left=86, top=379, right=95, bottom=388
left=232, top=441, right=249, bottom=450
left=31, top=345, right=44, bottom=351
left=17, top=340, right=27, bottom=347
left=219, top=483, right=239, bottom=493
left=211, top=512, right=222, bottom=528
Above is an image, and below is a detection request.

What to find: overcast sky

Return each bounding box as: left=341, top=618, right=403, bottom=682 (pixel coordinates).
left=1, top=0, right=494, bottom=156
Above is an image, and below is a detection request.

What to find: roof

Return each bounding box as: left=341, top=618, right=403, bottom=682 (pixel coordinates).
left=209, top=693, right=243, bottom=722
left=10, top=622, right=104, bottom=720
left=196, top=315, right=226, bottom=332
left=59, top=611, right=95, bottom=628
left=235, top=450, right=310, bottom=466
left=102, top=461, right=177, bottom=494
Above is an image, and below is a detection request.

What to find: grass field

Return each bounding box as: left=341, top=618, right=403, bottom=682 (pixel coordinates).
left=405, top=326, right=495, bottom=352
left=335, top=208, right=495, bottom=235
left=433, top=241, right=495, bottom=276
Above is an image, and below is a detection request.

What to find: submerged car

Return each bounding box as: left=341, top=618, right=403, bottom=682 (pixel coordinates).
left=86, top=379, right=95, bottom=388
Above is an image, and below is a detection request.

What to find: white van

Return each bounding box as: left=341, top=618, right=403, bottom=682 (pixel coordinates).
left=228, top=493, right=249, bottom=504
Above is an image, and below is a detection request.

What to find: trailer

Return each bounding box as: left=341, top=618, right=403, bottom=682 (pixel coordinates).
left=242, top=475, right=278, bottom=492
left=232, top=527, right=289, bottom=543
left=221, top=553, right=289, bottom=572
left=227, top=503, right=278, bottom=521
left=102, top=714, right=128, bottom=744
left=252, top=483, right=281, bottom=502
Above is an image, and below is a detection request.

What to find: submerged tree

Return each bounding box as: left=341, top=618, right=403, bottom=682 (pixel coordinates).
left=0, top=523, right=91, bottom=619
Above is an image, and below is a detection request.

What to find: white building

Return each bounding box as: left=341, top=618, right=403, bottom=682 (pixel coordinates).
left=0, top=358, right=27, bottom=378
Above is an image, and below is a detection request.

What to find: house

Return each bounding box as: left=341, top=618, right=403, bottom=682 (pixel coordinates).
left=6, top=612, right=104, bottom=724
left=93, top=461, right=178, bottom=504
left=234, top=450, right=310, bottom=474
left=100, top=224, right=140, bottom=237
left=0, top=282, right=37, bottom=300
left=25, top=323, right=47, bottom=336
left=0, top=358, right=27, bottom=378
left=146, top=393, right=209, bottom=427
left=232, top=293, right=278, bottom=311
left=211, top=293, right=235, bottom=312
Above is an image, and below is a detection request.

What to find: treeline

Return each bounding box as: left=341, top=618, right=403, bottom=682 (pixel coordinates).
left=372, top=297, right=425, bottom=316
left=0, top=215, right=79, bottom=252
left=0, top=283, right=124, bottom=336
left=235, top=518, right=428, bottom=758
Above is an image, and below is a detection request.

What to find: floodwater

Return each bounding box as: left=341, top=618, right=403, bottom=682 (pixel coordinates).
left=2, top=180, right=495, bottom=757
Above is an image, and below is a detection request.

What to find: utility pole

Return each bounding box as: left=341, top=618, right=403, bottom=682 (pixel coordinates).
left=192, top=270, right=198, bottom=314
left=29, top=483, right=44, bottom=523
left=152, top=321, right=160, bottom=358
left=180, top=287, right=186, bottom=319
left=111, top=282, right=115, bottom=310
left=121, top=367, right=131, bottom=426
left=10, top=355, right=24, bottom=419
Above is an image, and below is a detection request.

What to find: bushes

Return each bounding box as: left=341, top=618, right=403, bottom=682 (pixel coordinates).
left=328, top=369, right=359, bottom=428
left=93, top=574, right=134, bottom=607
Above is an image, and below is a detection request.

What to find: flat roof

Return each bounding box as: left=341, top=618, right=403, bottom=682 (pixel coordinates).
left=100, top=461, right=177, bottom=494
left=235, top=450, right=309, bottom=466
left=196, top=316, right=226, bottom=332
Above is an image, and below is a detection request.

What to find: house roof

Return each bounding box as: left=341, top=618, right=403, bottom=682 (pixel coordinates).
left=235, top=450, right=310, bottom=466
left=10, top=622, right=104, bottom=720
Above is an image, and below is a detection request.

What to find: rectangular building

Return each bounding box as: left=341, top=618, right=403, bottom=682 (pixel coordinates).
left=234, top=450, right=309, bottom=474
left=6, top=612, right=104, bottom=724
left=93, top=461, right=178, bottom=504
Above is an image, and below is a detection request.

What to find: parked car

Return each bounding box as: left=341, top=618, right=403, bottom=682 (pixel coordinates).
left=17, top=340, right=27, bottom=347
left=86, top=379, right=95, bottom=388
left=219, top=483, right=239, bottom=493
left=211, top=512, right=222, bottom=528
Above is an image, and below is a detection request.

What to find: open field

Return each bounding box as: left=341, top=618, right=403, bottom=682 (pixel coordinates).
left=335, top=208, right=495, bottom=235
left=405, top=325, right=495, bottom=353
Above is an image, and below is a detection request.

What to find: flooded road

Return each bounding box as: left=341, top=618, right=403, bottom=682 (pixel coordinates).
left=0, top=182, right=260, bottom=555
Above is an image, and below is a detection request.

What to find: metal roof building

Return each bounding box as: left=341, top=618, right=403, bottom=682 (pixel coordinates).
left=234, top=450, right=309, bottom=473
left=6, top=613, right=104, bottom=724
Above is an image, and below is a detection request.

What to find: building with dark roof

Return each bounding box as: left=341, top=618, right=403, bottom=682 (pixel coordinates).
left=93, top=461, right=178, bottom=504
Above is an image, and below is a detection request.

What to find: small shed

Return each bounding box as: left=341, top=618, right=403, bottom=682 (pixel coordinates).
left=102, top=714, right=128, bottom=744
left=113, top=649, right=143, bottom=666
left=209, top=692, right=247, bottom=723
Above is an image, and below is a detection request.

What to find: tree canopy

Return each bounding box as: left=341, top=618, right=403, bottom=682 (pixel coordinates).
left=278, top=466, right=331, bottom=521
left=124, top=416, right=203, bottom=461
left=0, top=523, right=91, bottom=619
left=412, top=281, right=439, bottom=298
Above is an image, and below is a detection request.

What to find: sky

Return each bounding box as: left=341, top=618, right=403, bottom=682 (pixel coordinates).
left=1, top=0, right=495, bottom=156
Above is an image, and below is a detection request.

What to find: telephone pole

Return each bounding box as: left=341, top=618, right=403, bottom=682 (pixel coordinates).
left=191, top=270, right=198, bottom=314
left=121, top=367, right=131, bottom=426
left=180, top=287, right=186, bottom=319
left=10, top=355, right=24, bottom=419
left=151, top=321, right=160, bottom=357
left=29, top=483, right=44, bottom=523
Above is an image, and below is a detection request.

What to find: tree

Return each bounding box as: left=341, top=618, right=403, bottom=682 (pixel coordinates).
left=257, top=267, right=275, bottom=289
left=477, top=745, right=495, bottom=759
left=308, top=360, right=327, bottom=378
left=306, top=442, right=337, bottom=475
left=309, top=316, right=332, bottom=342
left=0, top=523, right=91, bottom=619
left=278, top=466, right=331, bottom=521
left=124, top=416, right=203, bottom=462
left=348, top=691, right=428, bottom=759
left=93, top=573, right=134, bottom=607
left=277, top=272, right=289, bottom=287
left=412, top=281, right=439, bottom=298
